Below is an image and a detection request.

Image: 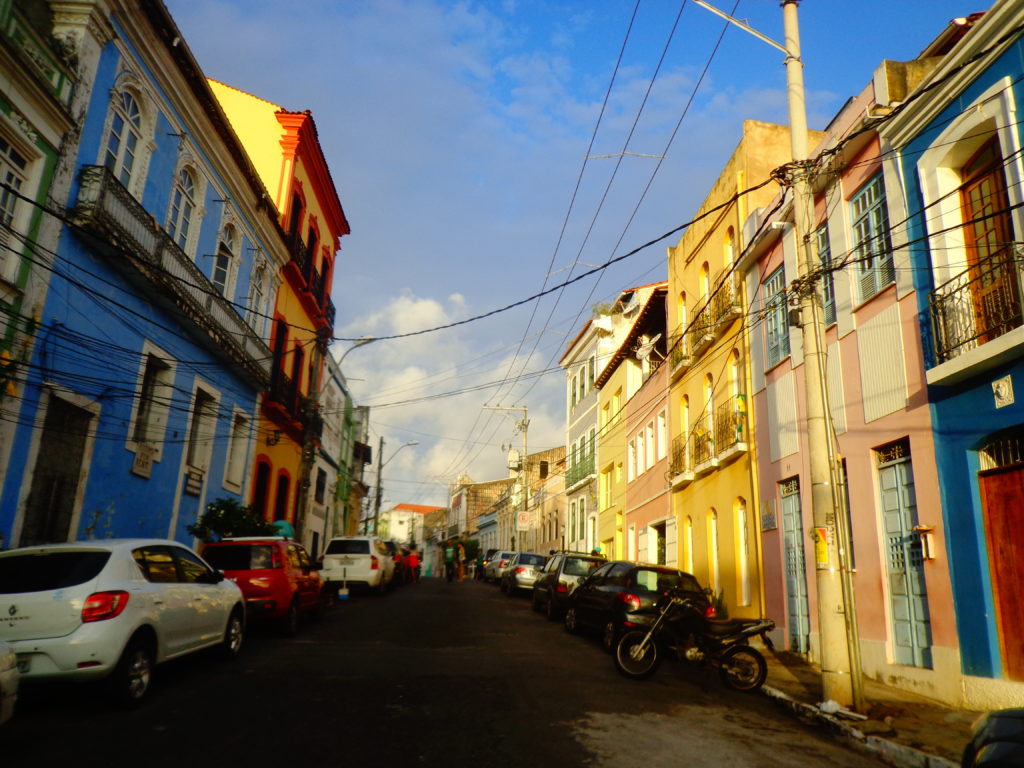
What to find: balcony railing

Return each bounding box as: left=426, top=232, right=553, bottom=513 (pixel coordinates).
left=566, top=453, right=595, bottom=489
left=715, top=395, right=748, bottom=463
left=712, top=271, right=743, bottom=329
left=930, top=251, right=1024, bottom=364
left=670, top=433, right=693, bottom=487
left=692, top=429, right=717, bottom=475
left=72, top=165, right=272, bottom=386
left=686, top=305, right=715, bottom=359
left=669, top=328, right=692, bottom=379
left=268, top=370, right=298, bottom=415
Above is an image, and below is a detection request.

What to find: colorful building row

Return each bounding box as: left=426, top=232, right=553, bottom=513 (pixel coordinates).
left=560, top=3, right=1024, bottom=709
left=0, top=0, right=370, bottom=559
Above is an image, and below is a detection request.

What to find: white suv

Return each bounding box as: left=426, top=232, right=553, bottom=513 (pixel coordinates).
left=0, top=539, right=245, bottom=705
left=320, top=535, right=395, bottom=594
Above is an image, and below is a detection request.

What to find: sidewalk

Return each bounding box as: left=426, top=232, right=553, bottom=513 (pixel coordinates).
left=760, top=650, right=981, bottom=767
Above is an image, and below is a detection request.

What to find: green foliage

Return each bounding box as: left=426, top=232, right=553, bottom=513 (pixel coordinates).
left=188, top=498, right=275, bottom=541
left=462, top=538, right=480, bottom=561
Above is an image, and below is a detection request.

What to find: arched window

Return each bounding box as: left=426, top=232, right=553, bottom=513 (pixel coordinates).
left=724, top=227, right=735, bottom=267
left=247, top=262, right=267, bottom=332
left=212, top=224, right=238, bottom=297
left=700, top=262, right=710, bottom=301
left=252, top=459, right=272, bottom=519
left=274, top=472, right=291, bottom=522
left=168, top=167, right=197, bottom=251
left=104, top=91, right=142, bottom=188
left=708, top=508, right=719, bottom=594
left=736, top=497, right=750, bottom=606
left=684, top=515, right=694, bottom=573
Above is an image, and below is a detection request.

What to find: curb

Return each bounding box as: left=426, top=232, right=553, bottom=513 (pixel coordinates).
left=760, top=685, right=959, bottom=768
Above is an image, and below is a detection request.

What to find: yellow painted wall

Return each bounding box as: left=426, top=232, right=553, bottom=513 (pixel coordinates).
left=597, top=365, right=628, bottom=559
left=667, top=120, right=802, bottom=619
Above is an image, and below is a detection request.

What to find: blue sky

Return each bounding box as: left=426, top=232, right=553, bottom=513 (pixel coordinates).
left=165, top=0, right=981, bottom=506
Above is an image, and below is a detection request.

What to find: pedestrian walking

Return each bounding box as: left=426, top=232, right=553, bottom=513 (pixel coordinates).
left=444, top=540, right=456, bottom=583
left=404, top=548, right=420, bottom=583
left=456, top=541, right=466, bottom=582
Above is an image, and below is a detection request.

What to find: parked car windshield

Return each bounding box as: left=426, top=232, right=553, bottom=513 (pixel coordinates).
left=0, top=551, right=111, bottom=593
left=325, top=539, right=370, bottom=555
left=204, top=545, right=275, bottom=571
left=518, top=554, right=546, bottom=566
left=634, top=568, right=703, bottom=596
left=564, top=556, right=602, bottom=577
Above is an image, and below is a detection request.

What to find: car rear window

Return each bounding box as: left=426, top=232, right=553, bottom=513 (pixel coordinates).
left=203, top=545, right=276, bottom=571
left=564, top=557, right=602, bottom=577
left=634, top=568, right=704, bottom=596
left=325, top=539, right=370, bottom=555
left=519, top=554, right=546, bottom=566
left=0, top=551, right=111, bottom=594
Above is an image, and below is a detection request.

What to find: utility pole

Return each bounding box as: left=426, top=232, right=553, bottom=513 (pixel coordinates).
left=485, top=405, right=528, bottom=549
left=372, top=435, right=384, bottom=535
left=694, top=0, right=861, bottom=709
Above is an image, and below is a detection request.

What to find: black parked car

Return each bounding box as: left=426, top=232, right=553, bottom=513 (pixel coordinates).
left=564, top=561, right=713, bottom=652
left=962, top=708, right=1024, bottom=767
left=531, top=551, right=606, bottom=620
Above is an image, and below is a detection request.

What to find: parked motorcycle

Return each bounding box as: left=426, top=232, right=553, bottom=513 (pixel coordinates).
left=961, top=708, right=1024, bottom=767
left=612, top=587, right=776, bottom=692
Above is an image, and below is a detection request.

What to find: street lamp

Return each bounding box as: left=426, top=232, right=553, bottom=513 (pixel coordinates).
left=336, top=335, right=377, bottom=367
left=371, top=439, right=419, bottom=535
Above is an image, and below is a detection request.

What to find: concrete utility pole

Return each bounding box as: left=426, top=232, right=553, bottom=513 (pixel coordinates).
left=485, top=405, right=528, bottom=549
left=371, top=438, right=419, bottom=536
left=694, top=0, right=861, bottom=709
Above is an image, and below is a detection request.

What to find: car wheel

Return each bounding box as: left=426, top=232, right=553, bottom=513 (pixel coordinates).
left=281, top=599, right=300, bottom=637
left=108, top=638, right=154, bottom=707
left=564, top=606, right=580, bottom=634
left=219, top=608, right=245, bottom=659
left=545, top=591, right=559, bottom=621
left=602, top=621, right=618, bottom=653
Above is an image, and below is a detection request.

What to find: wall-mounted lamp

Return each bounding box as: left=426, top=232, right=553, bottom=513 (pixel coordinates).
left=913, top=525, right=936, bottom=560
left=267, top=430, right=282, bottom=446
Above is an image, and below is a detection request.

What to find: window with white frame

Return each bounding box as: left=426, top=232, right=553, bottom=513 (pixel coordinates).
left=850, top=173, right=894, bottom=302
left=247, top=261, right=267, bottom=332
left=185, top=386, right=218, bottom=472
left=212, top=224, right=238, bottom=298
left=588, top=426, right=596, bottom=456
left=657, top=409, right=667, bottom=460
left=569, top=375, right=577, bottom=408
left=646, top=421, right=655, bottom=470
left=578, top=496, right=586, bottom=540
left=0, top=133, right=29, bottom=281
left=103, top=91, right=142, bottom=189
left=765, top=266, right=790, bottom=368
left=224, top=411, right=249, bottom=489
left=817, top=223, right=836, bottom=325
left=627, top=439, right=636, bottom=482
left=167, top=166, right=197, bottom=252
left=130, top=349, right=174, bottom=459
left=588, top=356, right=596, bottom=388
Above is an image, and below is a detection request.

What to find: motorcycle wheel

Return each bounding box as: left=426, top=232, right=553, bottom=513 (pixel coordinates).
left=718, top=645, right=767, bottom=692
left=613, top=630, right=661, bottom=679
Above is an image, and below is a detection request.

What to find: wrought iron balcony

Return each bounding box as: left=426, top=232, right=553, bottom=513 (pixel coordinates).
left=325, top=297, right=336, bottom=329
left=669, top=328, right=692, bottom=380
left=715, top=394, right=748, bottom=464
left=686, top=305, right=715, bottom=359
left=72, top=165, right=272, bottom=386
left=566, top=453, right=595, bottom=490
left=712, top=271, right=743, bottom=330
left=268, top=370, right=299, bottom=415
left=692, top=429, right=718, bottom=476
left=669, top=433, right=693, bottom=488
left=930, top=251, right=1024, bottom=364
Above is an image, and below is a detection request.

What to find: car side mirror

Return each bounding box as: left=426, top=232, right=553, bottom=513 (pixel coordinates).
left=199, top=570, right=225, bottom=584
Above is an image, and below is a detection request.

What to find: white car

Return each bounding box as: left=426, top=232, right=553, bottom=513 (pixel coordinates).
left=484, top=550, right=517, bottom=582
left=0, top=539, right=245, bottom=705
left=319, top=535, right=395, bottom=594
left=0, top=640, right=17, bottom=726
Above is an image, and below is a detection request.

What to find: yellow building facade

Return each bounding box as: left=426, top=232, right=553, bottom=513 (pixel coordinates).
left=666, top=121, right=795, bottom=619
left=210, top=81, right=349, bottom=542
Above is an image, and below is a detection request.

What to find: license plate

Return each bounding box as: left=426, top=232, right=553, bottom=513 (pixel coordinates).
left=16, top=657, right=29, bottom=674
left=337, top=557, right=354, bottom=565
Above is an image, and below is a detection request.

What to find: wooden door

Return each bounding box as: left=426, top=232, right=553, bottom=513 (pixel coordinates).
left=979, top=464, right=1024, bottom=680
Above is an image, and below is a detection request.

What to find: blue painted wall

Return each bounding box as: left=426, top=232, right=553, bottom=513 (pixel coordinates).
left=0, top=22, right=268, bottom=547
left=899, top=38, right=1024, bottom=679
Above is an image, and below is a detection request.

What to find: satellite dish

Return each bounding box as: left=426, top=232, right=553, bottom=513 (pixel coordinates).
left=635, top=333, right=663, bottom=361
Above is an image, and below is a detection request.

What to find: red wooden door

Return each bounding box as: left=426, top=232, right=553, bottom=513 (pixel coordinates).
left=979, top=464, right=1024, bottom=680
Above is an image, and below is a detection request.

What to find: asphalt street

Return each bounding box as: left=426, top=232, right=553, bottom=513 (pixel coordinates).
left=7, top=577, right=882, bottom=767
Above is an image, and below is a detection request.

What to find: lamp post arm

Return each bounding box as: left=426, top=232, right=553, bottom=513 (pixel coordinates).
left=692, top=1, right=793, bottom=57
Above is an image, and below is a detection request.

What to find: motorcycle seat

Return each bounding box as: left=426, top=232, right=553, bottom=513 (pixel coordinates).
left=704, top=617, right=764, bottom=637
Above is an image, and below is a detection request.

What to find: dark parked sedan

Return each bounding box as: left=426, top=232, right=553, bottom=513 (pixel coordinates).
left=564, top=561, right=712, bottom=652
left=531, top=551, right=606, bottom=620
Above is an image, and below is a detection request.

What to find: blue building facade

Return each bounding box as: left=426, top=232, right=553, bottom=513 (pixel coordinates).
left=0, top=1, right=286, bottom=548
left=882, top=0, right=1024, bottom=705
